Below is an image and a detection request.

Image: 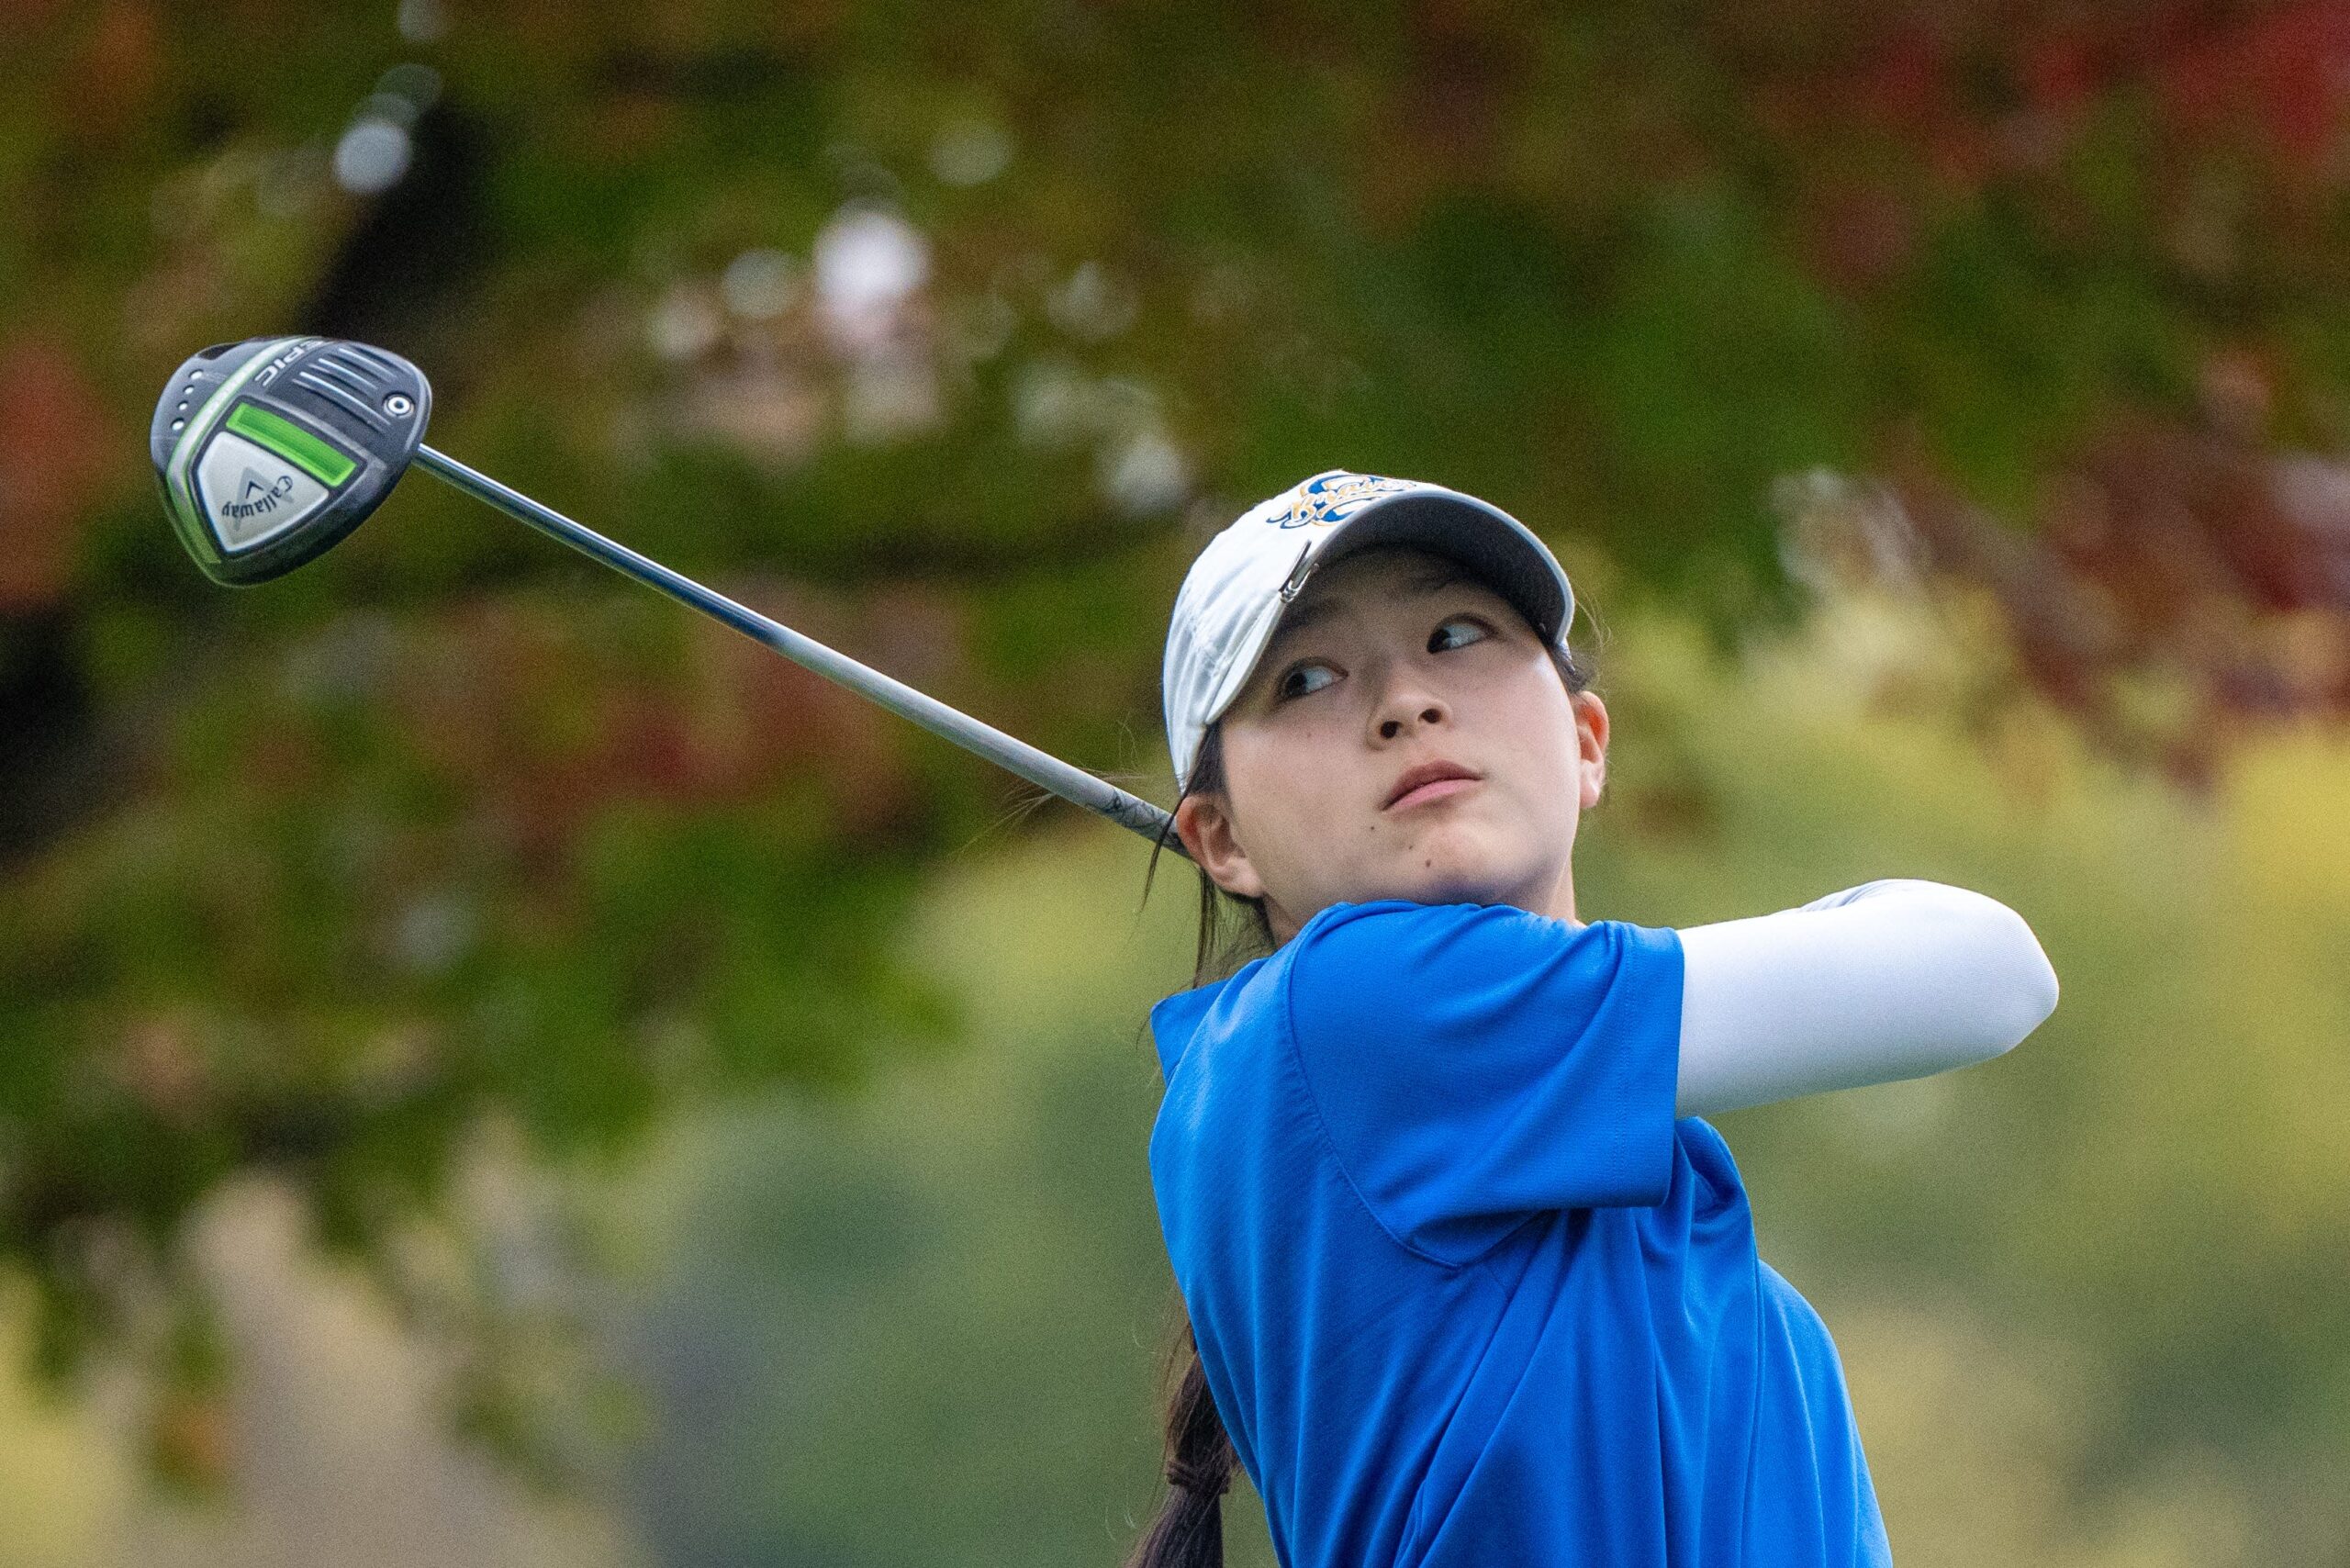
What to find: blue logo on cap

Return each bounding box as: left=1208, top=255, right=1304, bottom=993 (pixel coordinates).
left=1274, top=470, right=1417, bottom=529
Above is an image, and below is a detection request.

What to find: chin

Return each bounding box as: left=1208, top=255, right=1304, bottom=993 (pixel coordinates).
left=1392, top=839, right=1521, bottom=908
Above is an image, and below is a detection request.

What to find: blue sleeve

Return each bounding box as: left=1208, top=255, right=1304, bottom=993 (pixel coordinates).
left=1284, top=901, right=1684, bottom=1268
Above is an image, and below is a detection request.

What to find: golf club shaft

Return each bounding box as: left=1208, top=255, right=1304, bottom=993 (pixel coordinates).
left=408, top=444, right=1184, bottom=854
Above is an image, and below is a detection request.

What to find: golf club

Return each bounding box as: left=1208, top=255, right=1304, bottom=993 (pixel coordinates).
left=149, top=335, right=1183, bottom=853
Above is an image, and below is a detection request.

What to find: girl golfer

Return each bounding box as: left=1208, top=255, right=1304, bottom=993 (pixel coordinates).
left=1131, top=470, right=2061, bottom=1567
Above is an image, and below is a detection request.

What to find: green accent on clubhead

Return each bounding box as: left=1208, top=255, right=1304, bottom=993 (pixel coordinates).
left=163, top=335, right=309, bottom=572
left=225, top=401, right=356, bottom=487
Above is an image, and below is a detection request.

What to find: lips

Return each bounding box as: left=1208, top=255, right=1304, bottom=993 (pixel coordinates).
left=1383, top=759, right=1483, bottom=811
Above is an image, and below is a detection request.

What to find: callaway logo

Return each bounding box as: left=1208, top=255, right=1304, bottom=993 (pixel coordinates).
left=221, top=467, right=297, bottom=521
left=1274, top=470, right=1417, bottom=528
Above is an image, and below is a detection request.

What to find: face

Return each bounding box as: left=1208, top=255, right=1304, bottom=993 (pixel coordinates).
left=1174, top=544, right=1607, bottom=944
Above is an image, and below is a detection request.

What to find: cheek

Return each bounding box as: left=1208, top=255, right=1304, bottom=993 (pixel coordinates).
left=1227, top=708, right=1348, bottom=789
left=1224, top=723, right=1358, bottom=861
left=1221, top=727, right=1313, bottom=834
left=1495, top=682, right=1583, bottom=788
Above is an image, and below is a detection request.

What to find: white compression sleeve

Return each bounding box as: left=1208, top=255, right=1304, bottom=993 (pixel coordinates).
left=1672, top=879, right=2061, bottom=1118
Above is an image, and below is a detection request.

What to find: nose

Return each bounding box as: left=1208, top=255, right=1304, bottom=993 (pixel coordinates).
left=1371, top=664, right=1449, bottom=741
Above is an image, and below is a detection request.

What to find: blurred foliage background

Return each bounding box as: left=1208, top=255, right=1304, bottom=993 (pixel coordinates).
left=3, top=1, right=2349, bottom=1563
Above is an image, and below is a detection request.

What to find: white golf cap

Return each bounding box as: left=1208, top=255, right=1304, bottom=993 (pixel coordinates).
left=1162, top=469, right=1575, bottom=790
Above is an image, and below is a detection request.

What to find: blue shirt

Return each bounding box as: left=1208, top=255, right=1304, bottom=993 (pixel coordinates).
left=1147, top=899, right=1894, bottom=1568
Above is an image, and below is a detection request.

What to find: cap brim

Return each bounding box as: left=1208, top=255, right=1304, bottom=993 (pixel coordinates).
left=1311, top=487, right=1572, bottom=642
left=1197, top=487, right=1574, bottom=735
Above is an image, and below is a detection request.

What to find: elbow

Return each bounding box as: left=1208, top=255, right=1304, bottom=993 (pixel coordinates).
left=1979, top=903, right=2060, bottom=1056
left=1914, top=888, right=2060, bottom=1063
left=2020, top=946, right=2061, bottom=1040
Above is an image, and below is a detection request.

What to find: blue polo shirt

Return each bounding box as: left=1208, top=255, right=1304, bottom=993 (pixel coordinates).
left=1147, top=899, right=1893, bottom=1568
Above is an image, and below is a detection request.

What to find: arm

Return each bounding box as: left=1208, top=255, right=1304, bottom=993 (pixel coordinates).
left=1673, top=879, right=2060, bottom=1117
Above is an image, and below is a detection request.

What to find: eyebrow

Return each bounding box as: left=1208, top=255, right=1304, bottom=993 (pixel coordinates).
left=1267, top=560, right=1472, bottom=645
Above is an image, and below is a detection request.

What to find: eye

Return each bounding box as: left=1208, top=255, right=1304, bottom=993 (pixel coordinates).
left=1429, top=615, right=1491, bottom=653
left=1275, top=662, right=1337, bottom=700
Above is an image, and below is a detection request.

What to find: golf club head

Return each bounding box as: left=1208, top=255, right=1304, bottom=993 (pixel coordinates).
left=151, top=336, right=431, bottom=586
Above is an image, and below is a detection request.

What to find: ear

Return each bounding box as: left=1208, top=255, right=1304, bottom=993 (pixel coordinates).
left=1573, top=690, right=1609, bottom=809
left=1174, top=790, right=1268, bottom=902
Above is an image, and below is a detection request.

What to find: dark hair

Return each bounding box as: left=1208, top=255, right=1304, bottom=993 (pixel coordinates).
left=1126, top=633, right=1595, bottom=1566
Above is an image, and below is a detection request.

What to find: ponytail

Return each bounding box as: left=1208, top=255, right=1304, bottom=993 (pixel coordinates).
left=1134, top=720, right=1269, bottom=1565
left=1125, top=1310, right=1242, bottom=1568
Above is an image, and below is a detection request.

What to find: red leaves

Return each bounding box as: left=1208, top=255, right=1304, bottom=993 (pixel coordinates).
left=390, top=588, right=933, bottom=871
left=0, top=335, right=116, bottom=613
left=1888, top=375, right=2350, bottom=790
left=1749, top=4, right=2350, bottom=202
left=2154, top=1, right=2350, bottom=168
left=51, top=1, right=161, bottom=147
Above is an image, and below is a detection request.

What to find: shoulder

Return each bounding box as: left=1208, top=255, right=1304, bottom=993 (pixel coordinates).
left=1290, top=897, right=1583, bottom=958
left=1276, top=903, right=1696, bottom=1251
left=1283, top=900, right=1680, bottom=1048
left=1288, top=899, right=1663, bottom=990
